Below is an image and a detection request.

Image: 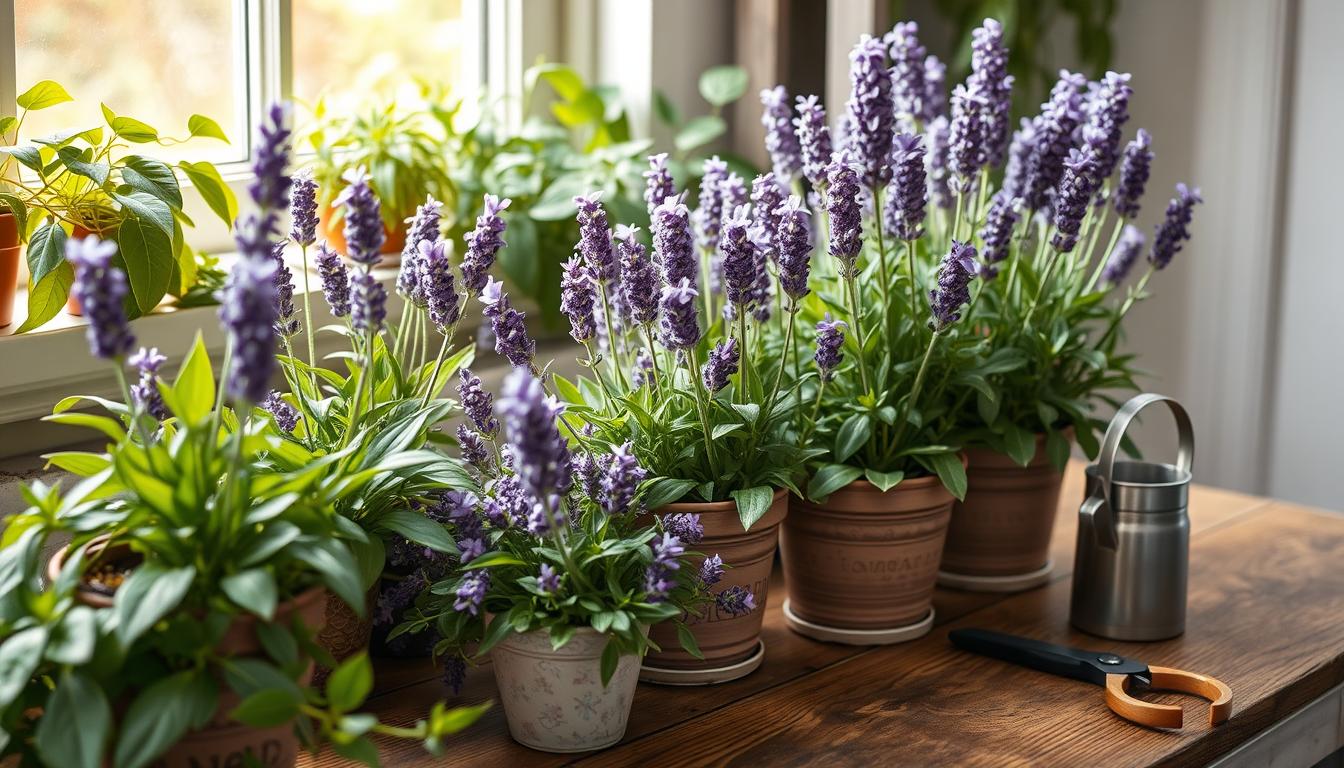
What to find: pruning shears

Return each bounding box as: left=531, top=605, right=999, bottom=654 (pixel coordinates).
left=949, top=628, right=1233, bottom=729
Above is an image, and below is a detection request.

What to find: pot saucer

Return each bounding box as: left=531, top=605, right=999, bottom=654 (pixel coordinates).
left=936, top=559, right=1054, bottom=593
left=639, top=639, right=765, bottom=685
left=782, top=600, right=934, bottom=645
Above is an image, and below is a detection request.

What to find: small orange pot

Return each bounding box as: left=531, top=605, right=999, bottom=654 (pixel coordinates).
left=940, top=431, right=1070, bottom=582
left=782, top=470, right=957, bottom=634
left=641, top=489, right=788, bottom=682
left=318, top=204, right=405, bottom=266
left=63, top=225, right=97, bottom=316
left=1, top=212, right=21, bottom=328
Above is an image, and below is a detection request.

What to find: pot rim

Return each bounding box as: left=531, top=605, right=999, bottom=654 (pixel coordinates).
left=657, top=486, right=788, bottom=514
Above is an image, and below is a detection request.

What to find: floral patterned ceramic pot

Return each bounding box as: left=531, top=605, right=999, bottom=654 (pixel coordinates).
left=491, top=625, right=647, bottom=753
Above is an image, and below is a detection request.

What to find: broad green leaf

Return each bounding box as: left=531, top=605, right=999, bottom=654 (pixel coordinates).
left=220, top=568, right=278, bottom=619
left=115, top=564, right=197, bottom=644
left=0, top=192, right=27, bottom=234
left=187, top=113, right=229, bottom=142
left=864, top=468, right=905, bottom=492
left=36, top=672, right=109, bottom=768
left=43, top=412, right=126, bottom=442
left=731, top=485, right=775, bottom=530
left=599, top=638, right=621, bottom=686
left=17, top=80, right=73, bottom=111
left=377, top=509, right=458, bottom=554
left=25, top=221, right=68, bottom=287
left=530, top=172, right=591, bottom=220
left=834, top=413, right=873, bottom=464
left=289, top=541, right=363, bottom=616
left=677, top=622, right=704, bottom=659
left=1000, top=423, right=1037, bottom=467
left=698, top=65, right=749, bottom=107
left=642, top=477, right=696, bottom=510
left=55, top=145, right=110, bottom=186
left=172, top=333, right=215, bottom=424
left=178, top=160, right=238, bottom=227
left=230, top=688, right=301, bottom=728
left=121, top=155, right=183, bottom=209
left=475, top=613, right=517, bottom=656
left=527, top=63, right=586, bottom=102
left=326, top=652, right=373, bottom=713
left=0, top=145, right=44, bottom=174
left=14, top=260, right=72, bottom=334
left=108, top=113, right=159, bottom=143
left=45, top=606, right=98, bottom=665
left=114, top=671, right=217, bottom=768
left=498, top=212, right=539, bottom=297
left=332, top=736, right=381, bottom=765
left=674, top=115, right=726, bottom=154
left=0, top=626, right=49, bottom=703
left=926, top=452, right=968, bottom=500
left=113, top=191, right=173, bottom=238
left=117, top=212, right=174, bottom=315
left=1046, top=429, right=1072, bottom=471
left=806, top=463, right=864, bottom=501
left=43, top=451, right=110, bottom=476
left=653, top=89, right=682, bottom=126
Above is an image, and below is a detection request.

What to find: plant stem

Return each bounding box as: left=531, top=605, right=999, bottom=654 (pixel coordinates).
left=841, top=273, right=871, bottom=395
left=764, top=306, right=796, bottom=413
left=596, top=281, right=628, bottom=390
left=905, top=239, right=920, bottom=322
left=1021, top=246, right=1063, bottom=331
left=798, top=379, right=827, bottom=449
left=299, top=244, right=318, bottom=387
left=736, top=310, right=750, bottom=405
left=1085, top=218, right=1126, bottom=294
left=420, top=332, right=451, bottom=408
left=642, top=325, right=662, bottom=393
left=687, top=346, right=719, bottom=478
left=871, top=184, right=894, bottom=337
left=891, top=329, right=941, bottom=449
left=279, top=335, right=316, bottom=445
left=1097, top=266, right=1155, bottom=349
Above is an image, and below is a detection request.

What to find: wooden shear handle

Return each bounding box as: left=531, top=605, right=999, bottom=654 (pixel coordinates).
left=1104, top=666, right=1233, bottom=729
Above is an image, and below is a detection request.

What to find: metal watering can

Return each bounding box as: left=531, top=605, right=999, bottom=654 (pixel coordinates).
left=1071, top=393, right=1194, bottom=641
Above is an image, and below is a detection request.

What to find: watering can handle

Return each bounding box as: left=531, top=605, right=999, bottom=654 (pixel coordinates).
left=1085, top=393, right=1195, bottom=549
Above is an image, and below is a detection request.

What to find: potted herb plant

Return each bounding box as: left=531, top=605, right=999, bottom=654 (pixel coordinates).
left=0, top=80, right=237, bottom=333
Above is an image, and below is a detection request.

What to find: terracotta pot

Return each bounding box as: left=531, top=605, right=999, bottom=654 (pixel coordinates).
left=492, top=625, right=646, bottom=753
left=319, top=204, right=405, bottom=266
left=0, top=213, right=19, bottom=328
left=64, top=226, right=95, bottom=316
left=311, top=586, right=376, bottom=687
left=941, top=432, right=1070, bottom=580
left=642, top=489, right=788, bottom=676
left=46, top=539, right=327, bottom=767
left=782, top=472, right=956, bottom=632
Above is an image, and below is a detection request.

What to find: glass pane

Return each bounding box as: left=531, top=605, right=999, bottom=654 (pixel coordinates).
left=14, top=0, right=247, bottom=164
left=292, top=0, right=469, bottom=116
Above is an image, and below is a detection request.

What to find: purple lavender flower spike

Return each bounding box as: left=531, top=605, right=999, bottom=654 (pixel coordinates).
left=288, top=168, right=318, bottom=248
left=922, top=54, right=948, bottom=122
left=750, top=173, right=788, bottom=261
left=793, top=95, right=833, bottom=189
left=457, top=424, right=490, bottom=470
left=616, top=225, right=659, bottom=327
left=826, top=161, right=864, bottom=277
left=699, top=554, right=724, bottom=587
left=334, top=167, right=385, bottom=265
left=947, top=83, right=987, bottom=191
left=67, top=237, right=135, bottom=360
left=715, top=585, right=756, bottom=616
left=701, top=337, right=740, bottom=394
left=929, top=240, right=978, bottom=330
left=418, top=238, right=459, bottom=331
left=314, top=242, right=350, bottom=317
left=270, top=242, right=299, bottom=337
left=1114, top=129, right=1153, bottom=219
left=560, top=256, right=597, bottom=345
left=925, top=115, right=953, bottom=209
left=644, top=153, right=677, bottom=216
left=968, top=18, right=1013, bottom=166
left=498, top=367, right=572, bottom=510
left=719, top=206, right=758, bottom=310
left=845, top=34, right=896, bottom=187
left=1022, top=71, right=1086, bottom=212
left=632, top=348, right=654, bottom=389
left=461, top=194, right=511, bottom=293
left=399, top=196, right=443, bottom=304
left=218, top=257, right=279, bottom=404
left=1102, top=224, right=1146, bottom=284
left=480, top=278, right=536, bottom=369
left=760, top=85, right=802, bottom=182
left=978, top=191, right=1020, bottom=274
left=664, top=513, right=704, bottom=545
left=775, top=196, right=812, bottom=301
left=1148, top=184, right=1202, bottom=270
left=537, top=564, right=561, bottom=595
left=886, top=21, right=927, bottom=129
left=600, top=441, right=647, bottom=515
left=1050, top=148, right=1097, bottom=253
left=263, top=391, right=299, bottom=434
left=453, top=570, right=489, bottom=616
left=692, top=157, right=730, bottom=253
left=885, top=133, right=928, bottom=241
left=814, top=314, right=846, bottom=381
left=644, top=533, right=685, bottom=602
left=458, top=368, right=498, bottom=437
left=574, top=192, right=616, bottom=282
left=1002, top=117, right=1036, bottom=202
left=719, top=174, right=749, bottom=220
left=350, top=271, right=386, bottom=334
left=1084, top=71, right=1134, bottom=186
left=652, top=195, right=697, bottom=288
left=658, top=278, right=700, bottom=351
left=249, top=103, right=293, bottom=216
left=129, top=347, right=170, bottom=420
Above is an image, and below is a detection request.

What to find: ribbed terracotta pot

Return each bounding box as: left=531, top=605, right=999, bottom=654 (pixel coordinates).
left=47, top=539, right=327, bottom=768
left=940, top=431, right=1070, bottom=585
left=311, top=586, right=376, bottom=687
left=0, top=213, right=20, bottom=328
left=782, top=472, right=956, bottom=636
left=492, top=625, right=647, bottom=753
left=641, top=489, right=787, bottom=682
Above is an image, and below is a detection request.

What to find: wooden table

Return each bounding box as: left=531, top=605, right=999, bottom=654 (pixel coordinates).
left=304, top=462, right=1344, bottom=767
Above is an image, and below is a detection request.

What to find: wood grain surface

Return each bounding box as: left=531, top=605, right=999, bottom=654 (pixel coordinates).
left=301, top=462, right=1338, bottom=767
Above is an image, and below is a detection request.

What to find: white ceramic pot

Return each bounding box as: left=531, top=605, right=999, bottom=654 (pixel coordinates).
left=491, top=625, right=646, bottom=753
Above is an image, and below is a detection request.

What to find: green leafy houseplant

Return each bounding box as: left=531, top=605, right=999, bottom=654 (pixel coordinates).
left=0, top=80, right=238, bottom=333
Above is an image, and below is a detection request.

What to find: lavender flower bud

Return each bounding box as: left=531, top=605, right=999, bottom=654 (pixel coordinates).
left=458, top=368, right=498, bottom=437
left=457, top=424, right=490, bottom=471
left=1102, top=224, right=1146, bottom=284
left=1022, top=71, right=1086, bottom=212
left=652, top=195, right=697, bottom=289
left=793, top=95, right=833, bottom=189
left=664, top=513, right=704, bottom=545
left=632, top=348, right=654, bottom=389
left=884, top=133, right=927, bottom=241
left=288, top=168, right=318, bottom=248
left=692, top=157, right=730, bottom=253
left=67, top=237, right=134, bottom=360
left=616, top=226, right=659, bottom=327
left=947, top=83, right=987, bottom=190
left=699, top=554, right=724, bottom=587
left=1050, top=149, right=1097, bottom=253
left=218, top=257, right=279, bottom=404
left=480, top=278, right=536, bottom=369
left=814, top=314, right=845, bottom=381
left=270, top=242, right=299, bottom=338
left=1084, top=72, right=1134, bottom=184
left=399, top=196, right=443, bottom=304
left=760, top=85, right=802, bottom=182
left=845, top=34, right=895, bottom=187
left=929, top=240, right=978, bottom=330
left=334, top=167, right=385, bottom=265
left=925, top=115, right=953, bottom=209
left=826, top=162, right=864, bottom=277
left=350, top=271, right=386, bottom=334
left=574, top=192, right=616, bottom=282
left=128, top=346, right=169, bottom=421
left=1114, top=129, right=1153, bottom=219
left=715, top=585, right=756, bottom=616
left=498, top=367, right=573, bottom=507
left=574, top=450, right=603, bottom=504
left=249, top=103, right=293, bottom=217
left=658, top=278, right=700, bottom=351
left=314, top=242, right=351, bottom=317
left=750, top=173, right=788, bottom=259
left=719, top=207, right=758, bottom=309
left=775, top=196, right=812, bottom=301
left=1002, top=117, right=1036, bottom=202
left=967, top=19, right=1013, bottom=166
left=922, top=54, right=948, bottom=122
left=644, top=153, right=677, bottom=216
left=600, top=442, right=647, bottom=515
left=263, top=390, right=299, bottom=434
left=886, top=21, right=927, bottom=129
left=644, top=533, right=685, bottom=602
left=560, top=256, right=597, bottom=345
left=537, top=564, right=561, bottom=595
left=461, top=194, right=511, bottom=293
left=418, top=238, right=460, bottom=331
left=1148, top=184, right=1202, bottom=270
left=701, top=337, right=739, bottom=394
left=453, top=570, right=489, bottom=616
left=977, top=191, right=1019, bottom=272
